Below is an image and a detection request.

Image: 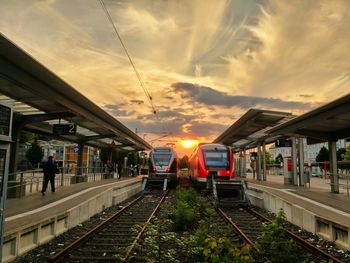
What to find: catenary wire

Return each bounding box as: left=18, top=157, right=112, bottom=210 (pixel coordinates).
left=99, top=0, right=171, bottom=136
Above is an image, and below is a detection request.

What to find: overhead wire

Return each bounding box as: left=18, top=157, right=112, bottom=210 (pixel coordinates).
left=98, top=0, right=171, bottom=137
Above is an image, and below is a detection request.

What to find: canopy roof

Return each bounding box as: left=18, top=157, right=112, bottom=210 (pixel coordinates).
left=0, top=33, right=151, bottom=151
left=213, top=109, right=294, bottom=150
left=269, top=92, right=350, bottom=142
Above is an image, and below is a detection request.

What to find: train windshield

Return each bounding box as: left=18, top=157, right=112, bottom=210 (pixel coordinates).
left=153, top=154, right=172, bottom=166
left=203, top=150, right=228, bottom=169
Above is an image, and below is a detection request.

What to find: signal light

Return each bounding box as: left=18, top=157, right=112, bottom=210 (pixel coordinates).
left=166, top=168, right=170, bottom=172
left=153, top=167, right=157, bottom=172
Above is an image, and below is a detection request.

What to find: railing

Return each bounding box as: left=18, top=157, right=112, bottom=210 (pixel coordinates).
left=6, top=166, right=118, bottom=199
left=326, top=172, right=350, bottom=197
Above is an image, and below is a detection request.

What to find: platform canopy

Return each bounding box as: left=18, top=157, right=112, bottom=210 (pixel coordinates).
left=268, top=93, right=350, bottom=142
left=0, top=33, right=151, bottom=151
left=213, top=109, right=294, bottom=150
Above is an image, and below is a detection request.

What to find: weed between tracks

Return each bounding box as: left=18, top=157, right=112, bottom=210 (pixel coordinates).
left=133, top=187, right=246, bottom=262
left=133, top=188, right=333, bottom=263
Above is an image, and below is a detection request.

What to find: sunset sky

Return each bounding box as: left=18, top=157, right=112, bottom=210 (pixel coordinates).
left=1, top=0, right=350, bottom=156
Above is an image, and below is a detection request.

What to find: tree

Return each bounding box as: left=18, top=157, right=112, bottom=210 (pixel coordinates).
left=265, top=151, right=274, bottom=164
left=179, top=155, right=189, bottom=169
left=316, top=146, right=329, bottom=162
left=275, top=153, right=283, bottom=164
left=337, top=148, right=346, bottom=161
left=341, top=146, right=350, bottom=161
left=19, top=131, right=35, bottom=144
left=25, top=139, right=43, bottom=168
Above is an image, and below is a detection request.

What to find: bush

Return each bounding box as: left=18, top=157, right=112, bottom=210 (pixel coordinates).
left=203, top=237, right=253, bottom=263
left=172, top=200, right=196, bottom=231
left=254, top=209, right=304, bottom=263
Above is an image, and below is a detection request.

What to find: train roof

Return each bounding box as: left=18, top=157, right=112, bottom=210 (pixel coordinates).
left=151, top=146, right=177, bottom=154
left=199, top=143, right=228, bottom=150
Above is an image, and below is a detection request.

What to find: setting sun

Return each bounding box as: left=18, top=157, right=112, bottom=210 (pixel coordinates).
left=181, top=139, right=198, bottom=149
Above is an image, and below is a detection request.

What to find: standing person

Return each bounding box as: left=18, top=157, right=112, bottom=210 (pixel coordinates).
left=117, top=162, right=122, bottom=178
left=136, top=164, right=140, bottom=176
left=41, top=156, right=58, bottom=195
left=130, top=164, right=134, bottom=176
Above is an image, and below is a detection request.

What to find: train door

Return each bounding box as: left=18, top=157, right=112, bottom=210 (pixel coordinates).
left=0, top=103, right=12, bottom=263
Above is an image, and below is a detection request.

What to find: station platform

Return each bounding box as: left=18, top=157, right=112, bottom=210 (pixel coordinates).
left=3, top=176, right=143, bottom=262
left=242, top=174, right=350, bottom=251
left=3, top=174, right=350, bottom=261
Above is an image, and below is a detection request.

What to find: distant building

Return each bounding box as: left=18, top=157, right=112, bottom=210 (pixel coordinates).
left=269, top=139, right=346, bottom=163
left=18, top=140, right=101, bottom=172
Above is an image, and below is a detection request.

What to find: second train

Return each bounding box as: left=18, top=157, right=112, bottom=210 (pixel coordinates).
left=188, top=143, right=234, bottom=188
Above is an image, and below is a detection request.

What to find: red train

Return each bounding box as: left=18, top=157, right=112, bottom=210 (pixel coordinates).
left=188, top=143, right=234, bottom=188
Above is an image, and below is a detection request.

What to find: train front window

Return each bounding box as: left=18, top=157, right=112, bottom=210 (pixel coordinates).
left=153, top=154, right=171, bottom=166
left=203, top=150, right=228, bottom=169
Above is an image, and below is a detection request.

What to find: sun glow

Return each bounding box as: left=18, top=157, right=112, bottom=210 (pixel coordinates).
left=181, top=139, right=198, bottom=149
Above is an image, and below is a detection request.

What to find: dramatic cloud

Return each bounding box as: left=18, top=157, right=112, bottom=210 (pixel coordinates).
left=171, top=82, right=312, bottom=110
left=137, top=110, right=197, bottom=122
left=104, top=104, right=134, bottom=117
left=183, top=120, right=228, bottom=138
left=130, top=99, right=144, bottom=105
left=1, top=0, right=349, bottom=156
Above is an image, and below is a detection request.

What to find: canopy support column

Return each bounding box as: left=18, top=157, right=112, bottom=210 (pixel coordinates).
left=257, top=143, right=262, bottom=181
left=298, top=138, right=305, bottom=186
left=262, top=142, right=266, bottom=181
left=291, top=137, right=298, bottom=186
left=329, top=140, right=339, bottom=193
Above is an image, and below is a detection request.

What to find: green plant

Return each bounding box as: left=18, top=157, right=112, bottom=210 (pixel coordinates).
left=265, top=152, right=274, bottom=164
left=254, top=209, right=304, bottom=263
left=341, top=145, right=350, bottom=160
left=203, top=236, right=254, bottom=263
left=176, top=187, right=198, bottom=205
left=140, top=218, right=183, bottom=263
left=275, top=154, right=283, bottom=164
left=171, top=200, right=196, bottom=231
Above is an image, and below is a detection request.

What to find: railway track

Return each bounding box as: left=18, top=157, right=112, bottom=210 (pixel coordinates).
left=48, top=190, right=168, bottom=263
left=218, top=205, right=343, bottom=263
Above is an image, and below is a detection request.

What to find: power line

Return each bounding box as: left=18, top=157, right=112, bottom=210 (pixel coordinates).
left=99, top=0, right=171, bottom=136
left=99, top=0, right=157, bottom=115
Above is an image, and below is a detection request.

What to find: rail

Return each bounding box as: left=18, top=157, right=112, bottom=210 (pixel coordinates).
left=47, top=194, right=145, bottom=262
left=47, top=190, right=167, bottom=262
left=248, top=208, right=343, bottom=263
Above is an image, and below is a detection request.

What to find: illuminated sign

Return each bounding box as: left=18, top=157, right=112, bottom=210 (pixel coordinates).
left=53, top=124, right=77, bottom=135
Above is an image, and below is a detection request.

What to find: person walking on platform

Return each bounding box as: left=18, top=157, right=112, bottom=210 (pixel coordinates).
left=41, top=156, right=59, bottom=195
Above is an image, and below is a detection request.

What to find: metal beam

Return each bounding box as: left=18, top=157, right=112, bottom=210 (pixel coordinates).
left=81, top=134, right=115, bottom=141
left=294, top=129, right=332, bottom=141
left=14, top=112, right=75, bottom=125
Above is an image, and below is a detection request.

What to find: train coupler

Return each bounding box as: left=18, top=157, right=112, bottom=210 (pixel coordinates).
left=212, top=179, right=250, bottom=207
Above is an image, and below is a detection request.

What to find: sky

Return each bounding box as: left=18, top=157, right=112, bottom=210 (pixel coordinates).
left=1, top=0, right=350, bottom=156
